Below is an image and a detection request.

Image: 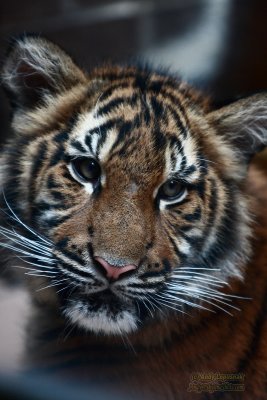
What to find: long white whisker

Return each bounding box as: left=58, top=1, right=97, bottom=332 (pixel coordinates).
left=153, top=295, right=189, bottom=314
left=9, top=229, right=52, bottom=254
left=56, top=285, right=71, bottom=294
left=11, top=265, right=45, bottom=273
left=168, top=285, right=229, bottom=301
left=16, top=256, right=54, bottom=269
left=2, top=192, right=52, bottom=245
left=36, top=279, right=69, bottom=292
left=156, top=292, right=214, bottom=312
left=0, top=242, right=53, bottom=262
left=0, top=233, right=51, bottom=258
left=169, top=278, right=224, bottom=289
left=26, top=273, right=55, bottom=278
left=146, top=293, right=165, bottom=315
left=171, top=272, right=228, bottom=285
left=0, top=242, right=46, bottom=258
left=0, top=226, right=52, bottom=254
left=142, top=299, right=154, bottom=318
left=177, top=267, right=220, bottom=271
left=168, top=286, right=239, bottom=310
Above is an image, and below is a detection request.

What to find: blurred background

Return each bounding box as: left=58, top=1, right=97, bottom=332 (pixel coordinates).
left=1, top=0, right=267, bottom=149
left=1, top=0, right=267, bottom=398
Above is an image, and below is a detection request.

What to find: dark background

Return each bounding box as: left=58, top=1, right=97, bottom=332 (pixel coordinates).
left=0, top=0, right=267, bottom=149
left=1, top=0, right=267, bottom=153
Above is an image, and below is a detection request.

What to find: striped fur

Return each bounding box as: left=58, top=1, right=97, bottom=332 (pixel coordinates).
left=1, top=36, right=267, bottom=398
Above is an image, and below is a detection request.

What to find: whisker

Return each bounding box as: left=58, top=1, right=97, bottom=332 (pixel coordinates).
left=16, top=257, right=55, bottom=270
left=2, top=192, right=52, bottom=245
left=0, top=226, right=52, bottom=254
left=26, top=273, right=55, bottom=278
left=156, top=292, right=214, bottom=313
left=0, top=242, right=52, bottom=261
left=153, top=295, right=188, bottom=314
left=36, top=278, right=69, bottom=292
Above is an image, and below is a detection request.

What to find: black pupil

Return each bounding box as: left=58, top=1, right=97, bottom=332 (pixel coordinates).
left=161, top=179, right=182, bottom=198
left=73, top=158, right=101, bottom=182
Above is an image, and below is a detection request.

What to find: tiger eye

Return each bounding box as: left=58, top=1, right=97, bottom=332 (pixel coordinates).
left=71, top=157, right=101, bottom=183
left=159, top=179, right=184, bottom=200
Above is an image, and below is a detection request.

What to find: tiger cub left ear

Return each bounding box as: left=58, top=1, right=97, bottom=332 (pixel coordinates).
left=208, top=93, right=267, bottom=163
left=2, top=35, right=87, bottom=109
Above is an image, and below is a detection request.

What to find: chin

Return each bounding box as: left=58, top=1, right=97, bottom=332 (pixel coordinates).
left=63, top=292, right=139, bottom=335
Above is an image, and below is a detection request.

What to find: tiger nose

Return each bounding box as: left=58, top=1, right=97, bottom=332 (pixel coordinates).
left=94, top=256, right=137, bottom=281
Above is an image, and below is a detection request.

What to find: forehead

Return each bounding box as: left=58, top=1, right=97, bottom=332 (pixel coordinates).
left=67, top=79, right=204, bottom=182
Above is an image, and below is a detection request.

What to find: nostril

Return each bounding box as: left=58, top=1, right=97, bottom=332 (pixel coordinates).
left=94, top=256, right=137, bottom=281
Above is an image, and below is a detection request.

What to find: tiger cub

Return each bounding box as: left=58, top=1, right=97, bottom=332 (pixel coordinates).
left=1, top=35, right=267, bottom=399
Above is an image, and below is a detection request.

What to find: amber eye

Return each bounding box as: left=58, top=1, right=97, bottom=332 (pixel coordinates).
left=159, top=179, right=185, bottom=200
left=71, top=157, right=101, bottom=183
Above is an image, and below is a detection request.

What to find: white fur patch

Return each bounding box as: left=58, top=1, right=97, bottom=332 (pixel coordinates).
left=66, top=301, right=138, bottom=335
left=178, top=238, right=191, bottom=255
left=69, top=108, right=107, bottom=156
left=182, top=137, right=197, bottom=169
left=98, top=129, right=117, bottom=161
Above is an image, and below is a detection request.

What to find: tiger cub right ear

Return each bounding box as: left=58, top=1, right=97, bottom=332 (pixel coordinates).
left=208, top=93, right=267, bottom=165
left=2, top=35, right=87, bottom=109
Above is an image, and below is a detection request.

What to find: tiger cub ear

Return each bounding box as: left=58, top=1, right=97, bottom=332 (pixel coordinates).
left=2, top=35, right=87, bottom=109
left=208, top=93, right=267, bottom=163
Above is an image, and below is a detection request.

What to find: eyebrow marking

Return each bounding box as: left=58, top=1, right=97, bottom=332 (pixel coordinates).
left=70, top=140, right=87, bottom=153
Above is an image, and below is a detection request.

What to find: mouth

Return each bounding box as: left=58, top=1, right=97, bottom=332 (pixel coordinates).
left=63, top=289, right=140, bottom=335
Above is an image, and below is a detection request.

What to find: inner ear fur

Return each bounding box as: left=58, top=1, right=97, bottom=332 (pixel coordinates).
left=2, top=35, right=87, bottom=109
left=208, top=93, right=267, bottom=163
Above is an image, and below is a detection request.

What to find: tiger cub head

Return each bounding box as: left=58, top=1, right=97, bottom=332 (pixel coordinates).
left=1, top=36, right=267, bottom=335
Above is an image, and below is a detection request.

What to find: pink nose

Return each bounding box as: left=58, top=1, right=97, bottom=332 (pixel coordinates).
left=94, top=256, right=137, bottom=280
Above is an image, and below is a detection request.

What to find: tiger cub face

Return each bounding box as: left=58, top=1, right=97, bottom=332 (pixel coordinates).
left=1, top=36, right=267, bottom=335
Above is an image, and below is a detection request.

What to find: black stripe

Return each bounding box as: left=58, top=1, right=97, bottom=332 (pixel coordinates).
left=162, top=258, right=172, bottom=272
left=143, top=104, right=151, bottom=125
left=148, top=79, right=164, bottom=93
left=203, top=184, right=240, bottom=266
left=97, top=95, right=138, bottom=116
left=69, top=140, right=87, bottom=153
left=85, top=119, right=119, bottom=154
left=98, top=82, right=131, bottom=102
left=35, top=200, right=66, bottom=211
left=184, top=206, right=202, bottom=222
left=50, top=190, right=65, bottom=201
left=162, top=89, right=191, bottom=132
left=58, top=246, right=86, bottom=267
left=110, top=120, right=133, bottom=152
left=153, top=129, right=167, bottom=151
left=57, top=259, right=94, bottom=280
left=29, top=141, right=48, bottom=208
left=86, top=119, right=118, bottom=138
left=134, top=71, right=151, bottom=93
left=197, top=151, right=208, bottom=175
left=165, top=103, right=188, bottom=139
left=46, top=174, right=59, bottom=190
left=49, top=147, right=65, bottom=167
left=53, top=131, right=69, bottom=144
left=128, top=281, right=164, bottom=290
left=150, top=97, right=164, bottom=117
left=182, top=165, right=197, bottom=177
left=44, top=214, right=72, bottom=229
left=194, top=181, right=206, bottom=200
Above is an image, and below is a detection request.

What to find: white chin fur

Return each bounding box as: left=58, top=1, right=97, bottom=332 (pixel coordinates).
left=65, top=303, right=138, bottom=335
